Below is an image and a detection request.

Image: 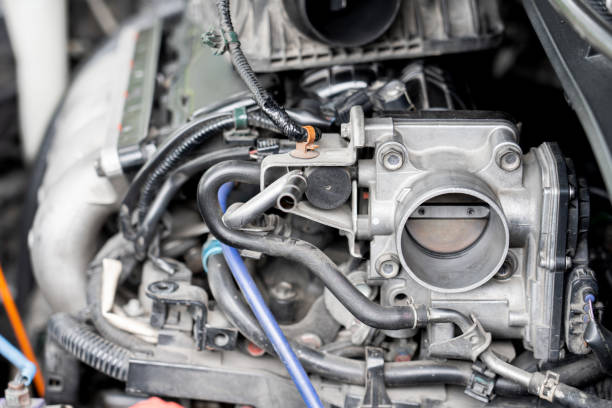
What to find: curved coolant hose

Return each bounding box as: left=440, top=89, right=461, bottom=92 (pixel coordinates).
left=217, top=182, right=323, bottom=408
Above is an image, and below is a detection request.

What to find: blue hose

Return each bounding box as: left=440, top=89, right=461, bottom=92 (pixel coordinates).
left=0, top=334, right=36, bottom=385
left=216, top=182, right=323, bottom=408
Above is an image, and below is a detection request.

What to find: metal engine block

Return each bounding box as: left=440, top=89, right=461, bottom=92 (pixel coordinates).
left=261, top=107, right=571, bottom=361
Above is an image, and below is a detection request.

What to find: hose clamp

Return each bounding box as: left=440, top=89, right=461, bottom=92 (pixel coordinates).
left=539, top=370, right=560, bottom=402
left=202, top=240, right=223, bottom=273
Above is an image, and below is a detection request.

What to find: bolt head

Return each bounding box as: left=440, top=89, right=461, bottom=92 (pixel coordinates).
left=382, top=150, right=404, bottom=171
left=271, top=281, right=297, bottom=301
left=377, top=255, right=400, bottom=279
left=499, top=150, right=521, bottom=172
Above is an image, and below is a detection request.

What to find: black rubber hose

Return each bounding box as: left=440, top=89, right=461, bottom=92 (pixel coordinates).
left=138, top=147, right=250, bottom=252
left=135, top=114, right=236, bottom=225
left=119, top=113, right=233, bottom=239
left=215, top=0, right=309, bottom=142
left=197, top=160, right=426, bottom=330
left=384, top=361, right=471, bottom=387
left=207, top=253, right=274, bottom=354
left=206, top=253, right=471, bottom=386
left=495, top=355, right=605, bottom=396
left=554, top=383, right=612, bottom=408
left=47, top=313, right=130, bottom=381
left=121, top=111, right=281, bottom=243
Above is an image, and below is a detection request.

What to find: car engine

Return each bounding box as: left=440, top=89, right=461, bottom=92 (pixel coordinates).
left=11, top=0, right=612, bottom=407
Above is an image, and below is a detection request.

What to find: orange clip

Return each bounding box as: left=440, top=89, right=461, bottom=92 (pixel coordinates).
left=290, top=126, right=319, bottom=159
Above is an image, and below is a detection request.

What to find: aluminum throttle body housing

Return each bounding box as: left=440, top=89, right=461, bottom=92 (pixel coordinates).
left=261, top=107, right=571, bottom=361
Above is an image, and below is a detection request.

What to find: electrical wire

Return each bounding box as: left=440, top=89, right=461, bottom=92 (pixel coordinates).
left=0, top=263, right=44, bottom=396
left=216, top=182, right=323, bottom=408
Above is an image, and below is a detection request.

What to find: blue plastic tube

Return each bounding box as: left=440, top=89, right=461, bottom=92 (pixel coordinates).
left=0, top=334, right=36, bottom=385
left=216, top=182, right=323, bottom=408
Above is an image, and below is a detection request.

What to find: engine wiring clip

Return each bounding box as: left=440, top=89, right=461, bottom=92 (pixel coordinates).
left=464, top=362, right=496, bottom=403
left=201, top=27, right=228, bottom=55
left=290, top=125, right=320, bottom=159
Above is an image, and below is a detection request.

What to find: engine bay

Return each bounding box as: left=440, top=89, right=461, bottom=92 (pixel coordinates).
left=5, top=0, right=612, bottom=407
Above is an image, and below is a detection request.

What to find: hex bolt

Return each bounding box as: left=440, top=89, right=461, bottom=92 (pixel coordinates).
left=382, top=149, right=404, bottom=171
left=376, top=254, right=400, bottom=279
left=499, top=150, right=521, bottom=172
left=270, top=281, right=297, bottom=301
left=148, top=280, right=178, bottom=294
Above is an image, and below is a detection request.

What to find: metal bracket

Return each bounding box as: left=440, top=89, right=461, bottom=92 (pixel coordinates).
left=204, top=326, right=238, bottom=351
left=539, top=370, right=560, bottom=402
left=146, top=280, right=209, bottom=350
left=464, top=362, right=496, bottom=403
left=361, top=348, right=392, bottom=408
left=428, top=318, right=492, bottom=361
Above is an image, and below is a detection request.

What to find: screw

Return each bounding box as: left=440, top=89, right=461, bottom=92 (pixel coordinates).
left=270, top=281, right=297, bottom=301
left=148, top=280, right=178, bottom=294
left=382, top=149, right=404, bottom=171
left=499, top=150, right=521, bottom=172
left=377, top=255, right=400, bottom=279
left=566, top=256, right=573, bottom=270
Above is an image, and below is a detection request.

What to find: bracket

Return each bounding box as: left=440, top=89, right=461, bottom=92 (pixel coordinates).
left=146, top=280, right=237, bottom=351
left=428, top=317, right=492, bottom=361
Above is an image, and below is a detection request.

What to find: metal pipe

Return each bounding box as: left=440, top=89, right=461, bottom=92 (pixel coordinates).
left=277, top=174, right=307, bottom=212
left=222, top=170, right=305, bottom=229
left=428, top=308, right=474, bottom=332
left=481, top=350, right=532, bottom=388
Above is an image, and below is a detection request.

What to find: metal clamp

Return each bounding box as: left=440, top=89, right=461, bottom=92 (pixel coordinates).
left=464, top=362, right=496, bottom=403
left=539, top=370, right=560, bottom=402
left=428, top=318, right=492, bottom=361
